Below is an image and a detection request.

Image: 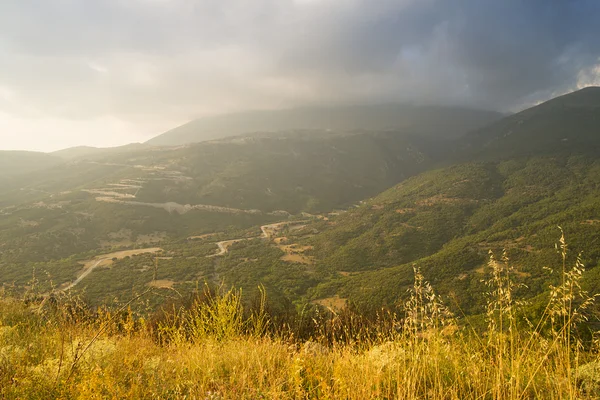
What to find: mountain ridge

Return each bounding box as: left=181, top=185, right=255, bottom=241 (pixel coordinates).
left=456, top=86, right=600, bottom=160
left=147, top=104, right=503, bottom=146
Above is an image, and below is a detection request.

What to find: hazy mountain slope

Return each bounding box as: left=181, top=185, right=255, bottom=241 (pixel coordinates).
left=147, top=105, right=502, bottom=146
left=135, top=131, right=440, bottom=213
left=457, top=86, right=600, bottom=160
left=0, top=151, right=62, bottom=178
left=1, top=130, right=443, bottom=213
left=51, top=143, right=150, bottom=160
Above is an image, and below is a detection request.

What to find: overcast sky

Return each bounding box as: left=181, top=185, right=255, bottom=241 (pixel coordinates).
left=1, top=0, right=599, bottom=152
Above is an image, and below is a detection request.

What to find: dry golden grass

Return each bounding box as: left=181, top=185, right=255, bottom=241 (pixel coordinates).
left=1, top=232, right=599, bottom=399
left=312, top=295, right=347, bottom=311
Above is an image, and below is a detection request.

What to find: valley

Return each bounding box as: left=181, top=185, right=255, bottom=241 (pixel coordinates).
left=4, top=3, right=600, bottom=398
left=0, top=88, right=599, bottom=319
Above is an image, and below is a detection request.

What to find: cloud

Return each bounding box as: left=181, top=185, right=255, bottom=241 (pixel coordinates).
left=0, top=0, right=599, bottom=150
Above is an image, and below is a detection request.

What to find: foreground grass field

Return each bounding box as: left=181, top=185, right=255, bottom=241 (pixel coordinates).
left=1, top=234, right=599, bottom=399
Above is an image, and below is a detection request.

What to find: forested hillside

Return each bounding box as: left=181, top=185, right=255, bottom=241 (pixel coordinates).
left=0, top=130, right=444, bottom=214
left=305, top=155, right=600, bottom=315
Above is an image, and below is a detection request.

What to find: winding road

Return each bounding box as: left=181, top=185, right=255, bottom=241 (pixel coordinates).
left=61, top=248, right=163, bottom=291
left=63, top=258, right=107, bottom=291
left=207, top=220, right=310, bottom=257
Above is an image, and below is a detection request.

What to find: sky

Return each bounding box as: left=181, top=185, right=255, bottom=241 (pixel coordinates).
left=1, top=0, right=599, bottom=152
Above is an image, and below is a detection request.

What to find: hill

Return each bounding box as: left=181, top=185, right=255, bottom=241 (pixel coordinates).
left=457, top=86, right=600, bottom=160
left=302, top=155, right=600, bottom=315
left=0, top=129, right=447, bottom=302
left=0, top=151, right=62, bottom=178
left=51, top=143, right=150, bottom=160
left=146, top=105, right=502, bottom=146
left=280, top=88, right=600, bottom=313
left=0, top=129, right=448, bottom=213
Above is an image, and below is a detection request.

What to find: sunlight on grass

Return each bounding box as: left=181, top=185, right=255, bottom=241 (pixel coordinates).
left=1, top=233, right=599, bottom=399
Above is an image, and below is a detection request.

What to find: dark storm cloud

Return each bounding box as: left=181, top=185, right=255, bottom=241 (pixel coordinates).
left=264, top=0, right=600, bottom=108
left=0, top=0, right=599, bottom=150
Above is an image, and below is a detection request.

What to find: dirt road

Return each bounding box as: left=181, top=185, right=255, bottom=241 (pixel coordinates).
left=63, top=258, right=107, bottom=291
left=62, top=248, right=163, bottom=290
left=207, top=220, right=310, bottom=257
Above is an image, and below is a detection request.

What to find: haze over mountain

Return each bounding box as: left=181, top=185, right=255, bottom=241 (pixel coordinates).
left=0, top=151, right=62, bottom=178
left=1, top=1, right=599, bottom=151
left=147, top=105, right=502, bottom=146
left=51, top=143, right=150, bottom=161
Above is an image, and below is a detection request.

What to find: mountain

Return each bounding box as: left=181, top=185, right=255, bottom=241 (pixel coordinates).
left=295, top=87, right=600, bottom=313
left=0, top=151, right=62, bottom=178
left=457, top=86, right=600, bottom=160
left=52, top=143, right=150, bottom=160
left=1, top=129, right=449, bottom=213
left=146, top=105, right=502, bottom=146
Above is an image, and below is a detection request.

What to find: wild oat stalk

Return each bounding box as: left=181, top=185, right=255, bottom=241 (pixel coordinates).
left=402, top=266, right=456, bottom=398
left=404, top=266, right=454, bottom=335
left=519, top=228, right=599, bottom=399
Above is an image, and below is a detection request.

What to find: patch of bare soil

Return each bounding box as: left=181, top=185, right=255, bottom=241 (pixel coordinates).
left=338, top=271, right=363, bottom=277
left=582, top=220, right=600, bottom=225
left=473, top=263, right=530, bottom=278
left=277, top=244, right=315, bottom=265
left=148, top=280, right=175, bottom=289
left=261, top=220, right=310, bottom=239
left=477, top=238, right=540, bottom=254
left=312, top=296, right=347, bottom=311
left=274, top=237, right=288, bottom=245
left=101, top=247, right=163, bottom=260
left=188, top=233, right=221, bottom=240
